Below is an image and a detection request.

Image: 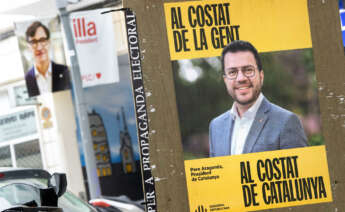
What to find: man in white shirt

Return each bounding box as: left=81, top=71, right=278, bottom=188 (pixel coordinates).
left=209, top=40, right=308, bottom=157
left=25, top=21, right=70, bottom=97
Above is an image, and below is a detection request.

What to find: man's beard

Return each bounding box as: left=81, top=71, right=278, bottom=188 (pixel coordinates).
left=230, top=82, right=262, bottom=106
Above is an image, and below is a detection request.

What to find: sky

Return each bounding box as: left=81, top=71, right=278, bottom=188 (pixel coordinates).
left=0, top=0, right=39, bottom=13
left=0, top=0, right=39, bottom=29
left=0, top=0, right=56, bottom=85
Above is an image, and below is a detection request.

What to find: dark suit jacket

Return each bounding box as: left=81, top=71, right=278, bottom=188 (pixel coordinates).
left=209, top=97, right=308, bottom=157
left=25, top=62, right=70, bottom=97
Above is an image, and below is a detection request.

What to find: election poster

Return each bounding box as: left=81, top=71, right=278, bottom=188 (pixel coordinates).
left=164, top=0, right=319, bottom=158
left=73, top=9, right=148, bottom=202
left=70, top=8, right=120, bottom=88
left=75, top=8, right=157, bottom=209
left=14, top=17, right=70, bottom=97
left=162, top=0, right=332, bottom=211
left=121, top=0, right=345, bottom=211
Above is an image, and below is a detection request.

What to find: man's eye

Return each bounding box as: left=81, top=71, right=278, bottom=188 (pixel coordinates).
left=228, top=70, right=237, bottom=75
left=244, top=67, right=254, bottom=72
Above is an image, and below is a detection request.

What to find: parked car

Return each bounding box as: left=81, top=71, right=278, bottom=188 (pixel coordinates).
left=0, top=167, right=97, bottom=212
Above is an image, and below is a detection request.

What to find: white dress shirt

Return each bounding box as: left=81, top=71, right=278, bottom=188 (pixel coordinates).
left=230, top=93, right=264, bottom=155
left=34, top=62, right=52, bottom=94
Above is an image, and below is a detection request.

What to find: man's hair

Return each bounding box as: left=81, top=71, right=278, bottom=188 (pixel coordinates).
left=221, top=40, right=262, bottom=73
left=25, top=21, right=50, bottom=41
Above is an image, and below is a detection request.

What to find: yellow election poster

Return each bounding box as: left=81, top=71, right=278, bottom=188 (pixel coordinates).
left=163, top=0, right=333, bottom=211
left=185, top=146, right=332, bottom=211
left=164, top=0, right=312, bottom=60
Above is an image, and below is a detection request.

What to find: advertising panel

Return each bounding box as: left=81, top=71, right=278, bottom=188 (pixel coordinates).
left=0, top=109, right=37, bottom=142
left=75, top=9, right=146, bottom=201
left=121, top=0, right=345, bottom=211
left=162, top=0, right=332, bottom=211
left=77, top=55, right=144, bottom=200
left=15, top=17, right=70, bottom=97
left=70, top=9, right=120, bottom=88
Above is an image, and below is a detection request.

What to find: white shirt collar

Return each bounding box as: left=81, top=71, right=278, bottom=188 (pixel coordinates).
left=34, top=62, right=52, bottom=78
left=230, top=93, right=264, bottom=120
left=34, top=62, right=52, bottom=94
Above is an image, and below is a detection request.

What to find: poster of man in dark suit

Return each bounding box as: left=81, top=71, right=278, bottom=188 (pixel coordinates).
left=17, top=20, right=70, bottom=97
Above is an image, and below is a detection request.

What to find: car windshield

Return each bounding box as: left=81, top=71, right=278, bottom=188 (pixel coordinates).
left=0, top=183, right=41, bottom=210
left=0, top=178, right=96, bottom=212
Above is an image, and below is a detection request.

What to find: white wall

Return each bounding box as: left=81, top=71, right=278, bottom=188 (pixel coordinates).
left=0, top=36, right=25, bottom=85
left=0, top=89, right=11, bottom=112
left=37, top=91, right=86, bottom=197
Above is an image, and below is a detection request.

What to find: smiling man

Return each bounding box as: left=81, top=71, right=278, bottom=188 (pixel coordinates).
left=25, top=21, right=70, bottom=97
left=209, top=40, right=308, bottom=157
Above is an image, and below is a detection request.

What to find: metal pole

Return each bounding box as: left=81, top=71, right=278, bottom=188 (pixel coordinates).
left=55, top=0, right=101, bottom=199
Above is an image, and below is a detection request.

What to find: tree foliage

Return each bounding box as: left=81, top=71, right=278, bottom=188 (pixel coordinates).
left=173, top=49, right=323, bottom=158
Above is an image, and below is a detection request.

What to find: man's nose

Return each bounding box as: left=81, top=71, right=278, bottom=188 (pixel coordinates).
left=36, top=43, right=44, bottom=49
left=236, top=70, right=247, bottom=81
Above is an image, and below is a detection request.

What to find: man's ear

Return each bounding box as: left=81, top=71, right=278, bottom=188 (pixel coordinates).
left=260, top=70, right=264, bottom=86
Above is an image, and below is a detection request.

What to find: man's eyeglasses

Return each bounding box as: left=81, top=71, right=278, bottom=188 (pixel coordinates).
left=224, top=65, right=257, bottom=80
left=28, top=37, right=49, bottom=47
